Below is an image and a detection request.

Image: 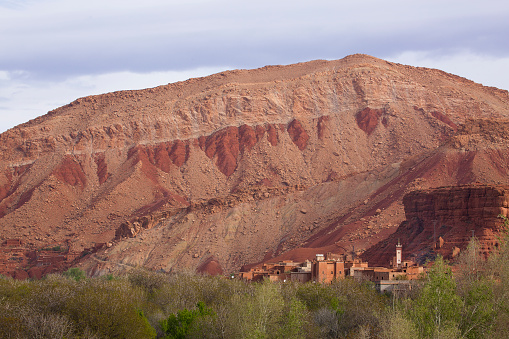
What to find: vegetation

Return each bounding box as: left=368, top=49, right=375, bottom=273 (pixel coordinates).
left=160, top=301, right=214, bottom=339
left=0, top=225, right=507, bottom=338
left=62, top=267, right=87, bottom=281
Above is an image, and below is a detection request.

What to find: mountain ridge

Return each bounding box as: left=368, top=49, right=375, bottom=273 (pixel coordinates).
left=1, top=54, right=509, bottom=277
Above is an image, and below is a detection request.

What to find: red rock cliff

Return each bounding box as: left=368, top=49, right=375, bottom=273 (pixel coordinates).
left=362, top=185, right=509, bottom=267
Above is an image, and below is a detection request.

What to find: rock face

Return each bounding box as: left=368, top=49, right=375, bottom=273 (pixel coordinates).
left=1, top=54, right=509, bottom=277
left=361, top=185, right=509, bottom=267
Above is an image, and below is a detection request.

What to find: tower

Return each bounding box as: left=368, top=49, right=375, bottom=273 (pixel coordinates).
left=396, top=239, right=402, bottom=268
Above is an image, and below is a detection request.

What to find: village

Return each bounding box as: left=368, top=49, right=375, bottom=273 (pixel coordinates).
left=0, top=238, right=92, bottom=279
left=1, top=236, right=424, bottom=290
left=239, top=241, right=424, bottom=293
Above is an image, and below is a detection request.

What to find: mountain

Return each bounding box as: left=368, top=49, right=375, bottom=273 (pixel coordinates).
left=1, top=54, right=508, bottom=277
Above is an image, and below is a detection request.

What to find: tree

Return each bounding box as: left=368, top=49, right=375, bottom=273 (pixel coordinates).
left=62, top=267, right=86, bottom=281
left=276, top=297, right=307, bottom=339
left=460, top=279, right=495, bottom=338
left=410, top=255, right=463, bottom=338
left=160, top=301, right=215, bottom=339
left=485, top=214, right=509, bottom=338
left=63, top=279, right=156, bottom=338
left=380, top=308, right=416, bottom=339
left=455, top=237, right=496, bottom=338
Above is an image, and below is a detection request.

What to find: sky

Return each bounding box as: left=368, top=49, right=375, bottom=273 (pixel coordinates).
left=1, top=0, right=509, bottom=133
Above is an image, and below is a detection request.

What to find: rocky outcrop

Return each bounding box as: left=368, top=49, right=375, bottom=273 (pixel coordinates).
left=115, top=206, right=187, bottom=240
left=362, top=185, right=509, bottom=267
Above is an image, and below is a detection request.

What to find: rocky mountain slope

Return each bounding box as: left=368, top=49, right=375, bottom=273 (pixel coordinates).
left=1, top=54, right=509, bottom=277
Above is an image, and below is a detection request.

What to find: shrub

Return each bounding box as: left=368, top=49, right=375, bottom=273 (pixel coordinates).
left=63, top=279, right=156, bottom=338
left=160, top=301, right=214, bottom=339
left=62, top=267, right=86, bottom=281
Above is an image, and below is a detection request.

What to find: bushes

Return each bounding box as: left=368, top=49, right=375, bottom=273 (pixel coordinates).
left=62, top=267, right=86, bottom=281
left=63, top=279, right=156, bottom=338
left=0, top=274, right=156, bottom=338
left=160, top=302, right=214, bottom=339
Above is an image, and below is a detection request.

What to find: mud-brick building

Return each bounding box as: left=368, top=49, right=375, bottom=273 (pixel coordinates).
left=239, top=253, right=371, bottom=283
left=353, top=265, right=423, bottom=282
left=240, top=260, right=311, bottom=282
left=351, top=240, right=423, bottom=287
left=311, top=254, right=368, bottom=283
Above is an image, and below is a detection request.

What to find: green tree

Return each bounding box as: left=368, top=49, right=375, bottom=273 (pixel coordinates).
left=296, top=282, right=340, bottom=311
left=486, top=214, right=509, bottom=338
left=62, top=267, right=86, bottom=281
left=460, top=279, right=495, bottom=338
left=276, top=297, right=307, bottom=339
left=160, top=301, right=215, bottom=339
left=246, top=280, right=284, bottom=338
left=64, top=279, right=156, bottom=338
left=455, top=237, right=496, bottom=338
left=410, top=255, right=463, bottom=338
left=380, top=308, right=416, bottom=339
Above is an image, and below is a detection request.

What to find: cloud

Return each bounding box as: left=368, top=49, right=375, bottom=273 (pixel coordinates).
left=386, top=51, right=509, bottom=91
left=0, top=71, right=9, bottom=81
left=2, top=0, right=508, bottom=78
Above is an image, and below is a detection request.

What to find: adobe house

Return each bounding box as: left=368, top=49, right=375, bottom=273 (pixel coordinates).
left=310, top=252, right=369, bottom=283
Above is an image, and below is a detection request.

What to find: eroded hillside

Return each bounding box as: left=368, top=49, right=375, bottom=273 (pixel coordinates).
left=1, top=54, right=509, bottom=277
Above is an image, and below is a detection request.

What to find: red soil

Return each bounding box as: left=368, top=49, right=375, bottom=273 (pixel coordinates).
left=168, top=140, right=189, bottom=167
left=238, top=125, right=258, bottom=151
left=257, top=178, right=273, bottom=186
left=355, top=107, right=385, bottom=135
left=204, top=126, right=240, bottom=176
left=153, top=143, right=173, bottom=173
left=255, top=125, right=266, bottom=142
left=431, top=111, right=458, bottom=131
left=0, top=177, right=10, bottom=202
left=266, top=124, right=279, bottom=146
left=94, top=153, right=109, bottom=184
left=128, top=145, right=160, bottom=184
left=196, top=256, right=224, bottom=276
left=13, top=164, right=31, bottom=177
left=287, top=119, right=309, bottom=150
left=52, top=155, right=87, bottom=188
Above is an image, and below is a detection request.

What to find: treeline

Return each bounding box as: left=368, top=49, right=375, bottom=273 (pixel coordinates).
left=1, top=234, right=508, bottom=338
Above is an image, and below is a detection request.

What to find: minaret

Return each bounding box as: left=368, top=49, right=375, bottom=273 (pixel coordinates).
left=396, top=239, right=402, bottom=268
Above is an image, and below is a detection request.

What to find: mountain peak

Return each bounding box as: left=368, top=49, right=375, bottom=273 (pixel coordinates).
left=1, top=56, right=509, bottom=277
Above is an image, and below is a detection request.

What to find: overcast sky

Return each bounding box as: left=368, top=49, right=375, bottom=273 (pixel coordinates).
left=1, top=0, right=508, bottom=133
